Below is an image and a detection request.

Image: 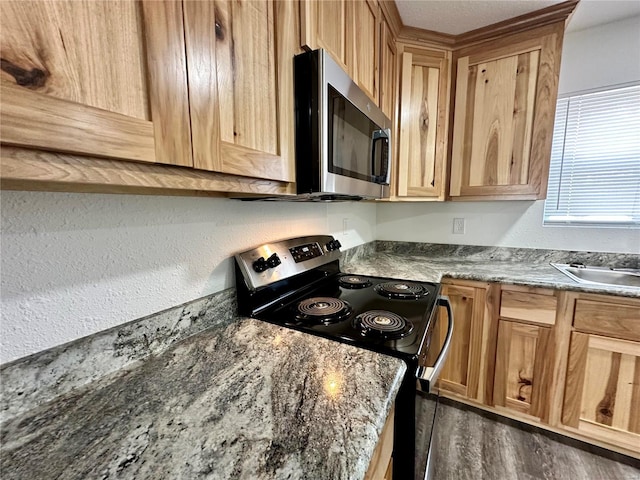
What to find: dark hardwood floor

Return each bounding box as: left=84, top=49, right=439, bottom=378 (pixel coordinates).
left=431, top=399, right=640, bottom=480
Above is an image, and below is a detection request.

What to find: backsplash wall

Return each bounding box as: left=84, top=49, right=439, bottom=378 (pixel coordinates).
left=376, top=200, right=639, bottom=254
left=0, top=191, right=375, bottom=363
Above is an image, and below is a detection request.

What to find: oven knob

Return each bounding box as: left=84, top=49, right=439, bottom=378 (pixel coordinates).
left=252, top=257, right=268, bottom=273
left=326, top=239, right=342, bottom=251
left=266, top=253, right=281, bottom=268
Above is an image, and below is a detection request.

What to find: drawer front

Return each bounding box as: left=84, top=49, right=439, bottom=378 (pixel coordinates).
left=574, top=299, right=640, bottom=342
left=500, top=290, right=557, bottom=325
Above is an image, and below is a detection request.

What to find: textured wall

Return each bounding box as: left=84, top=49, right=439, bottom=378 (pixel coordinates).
left=0, top=191, right=376, bottom=363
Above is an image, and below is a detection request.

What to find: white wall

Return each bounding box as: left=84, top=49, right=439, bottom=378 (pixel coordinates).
left=376, top=200, right=640, bottom=253
left=558, top=15, right=640, bottom=95
left=0, top=191, right=375, bottom=363
left=377, top=15, right=640, bottom=253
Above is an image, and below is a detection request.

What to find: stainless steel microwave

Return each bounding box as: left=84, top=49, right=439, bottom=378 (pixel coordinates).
left=294, top=49, right=392, bottom=200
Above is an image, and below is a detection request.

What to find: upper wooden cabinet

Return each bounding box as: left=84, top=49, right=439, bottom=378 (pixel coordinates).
left=300, top=0, right=380, bottom=104
left=378, top=13, right=397, bottom=120
left=0, top=0, right=192, bottom=167
left=0, top=0, right=574, bottom=198
left=351, top=0, right=380, bottom=102
left=0, top=0, right=296, bottom=195
left=183, top=0, right=297, bottom=182
left=449, top=23, right=565, bottom=200
left=395, top=46, right=451, bottom=200
left=300, top=0, right=351, bottom=74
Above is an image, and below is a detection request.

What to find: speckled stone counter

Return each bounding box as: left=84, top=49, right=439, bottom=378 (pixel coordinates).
left=342, top=241, right=640, bottom=298
left=1, top=317, right=405, bottom=480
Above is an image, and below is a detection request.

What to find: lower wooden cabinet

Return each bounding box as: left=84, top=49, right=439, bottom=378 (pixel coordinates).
left=493, top=285, right=558, bottom=421
left=559, top=291, right=640, bottom=456
left=562, top=332, right=640, bottom=454
left=364, top=404, right=394, bottom=480
left=436, top=280, right=640, bottom=459
left=493, top=320, right=552, bottom=419
left=431, top=279, right=498, bottom=404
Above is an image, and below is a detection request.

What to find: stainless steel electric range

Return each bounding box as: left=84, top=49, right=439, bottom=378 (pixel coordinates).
left=235, top=235, right=453, bottom=480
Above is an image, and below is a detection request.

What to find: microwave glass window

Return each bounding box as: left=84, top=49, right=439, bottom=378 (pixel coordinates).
left=328, top=86, right=388, bottom=184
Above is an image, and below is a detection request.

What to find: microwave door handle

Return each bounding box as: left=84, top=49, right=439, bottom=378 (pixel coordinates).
left=417, top=295, right=454, bottom=392
left=371, top=129, right=390, bottom=184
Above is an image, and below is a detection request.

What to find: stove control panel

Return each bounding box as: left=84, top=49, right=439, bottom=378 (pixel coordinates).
left=289, top=243, right=323, bottom=263
left=235, top=235, right=342, bottom=291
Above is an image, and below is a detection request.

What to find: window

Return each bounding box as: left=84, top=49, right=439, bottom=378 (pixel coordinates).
left=543, top=83, right=640, bottom=227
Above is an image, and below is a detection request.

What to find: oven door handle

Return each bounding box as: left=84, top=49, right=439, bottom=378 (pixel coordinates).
left=417, top=295, right=454, bottom=392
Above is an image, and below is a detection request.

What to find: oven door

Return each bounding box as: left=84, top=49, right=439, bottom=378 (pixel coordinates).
left=415, top=296, right=454, bottom=480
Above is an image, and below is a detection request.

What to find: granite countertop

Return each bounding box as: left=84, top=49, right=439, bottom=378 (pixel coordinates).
left=1, top=317, right=406, bottom=480
left=343, top=242, right=640, bottom=298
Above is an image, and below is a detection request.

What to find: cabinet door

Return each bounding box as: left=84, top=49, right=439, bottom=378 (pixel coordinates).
left=350, top=0, right=379, bottom=102
left=396, top=47, right=450, bottom=199
left=563, top=333, right=640, bottom=454
left=493, top=320, right=552, bottom=419
left=379, top=15, right=397, bottom=120
left=0, top=0, right=192, bottom=166
left=183, top=0, right=296, bottom=182
left=450, top=23, right=564, bottom=200
left=432, top=282, right=493, bottom=402
left=300, top=0, right=350, bottom=73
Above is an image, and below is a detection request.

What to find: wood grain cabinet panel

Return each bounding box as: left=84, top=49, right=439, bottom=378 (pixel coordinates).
left=450, top=22, right=564, bottom=200
left=351, top=0, right=380, bottom=102
left=364, top=404, right=394, bottom=480
left=562, top=332, right=640, bottom=454
left=0, top=0, right=192, bottom=166
left=573, top=297, right=640, bottom=342
left=493, top=320, right=552, bottom=419
left=183, top=0, right=296, bottom=182
left=379, top=15, right=397, bottom=120
left=396, top=47, right=451, bottom=200
left=300, top=0, right=350, bottom=74
left=493, top=285, right=562, bottom=423
left=431, top=280, right=497, bottom=404
left=301, top=0, right=383, bottom=105
left=500, top=288, right=557, bottom=326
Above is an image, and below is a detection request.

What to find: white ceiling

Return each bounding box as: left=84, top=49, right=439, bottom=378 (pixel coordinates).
left=394, top=0, right=640, bottom=35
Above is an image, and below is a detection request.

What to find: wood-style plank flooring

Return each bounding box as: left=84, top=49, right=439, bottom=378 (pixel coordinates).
left=431, top=399, right=640, bottom=480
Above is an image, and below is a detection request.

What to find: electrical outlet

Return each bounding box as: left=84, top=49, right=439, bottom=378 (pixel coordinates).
left=453, top=218, right=465, bottom=234
left=342, top=218, right=350, bottom=235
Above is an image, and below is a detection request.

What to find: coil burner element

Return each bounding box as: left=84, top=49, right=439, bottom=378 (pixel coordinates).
left=374, top=281, right=427, bottom=300
left=338, top=275, right=373, bottom=289
left=355, top=310, right=414, bottom=339
left=295, top=297, right=352, bottom=324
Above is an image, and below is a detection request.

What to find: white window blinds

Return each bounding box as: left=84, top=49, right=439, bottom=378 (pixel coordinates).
left=543, top=83, right=640, bottom=227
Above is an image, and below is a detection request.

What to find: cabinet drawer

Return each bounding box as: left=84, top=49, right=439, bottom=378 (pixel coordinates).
left=500, top=290, right=557, bottom=325
left=574, top=299, right=640, bottom=342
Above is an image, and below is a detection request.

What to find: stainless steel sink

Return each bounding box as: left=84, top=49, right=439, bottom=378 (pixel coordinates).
left=551, top=263, right=640, bottom=289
